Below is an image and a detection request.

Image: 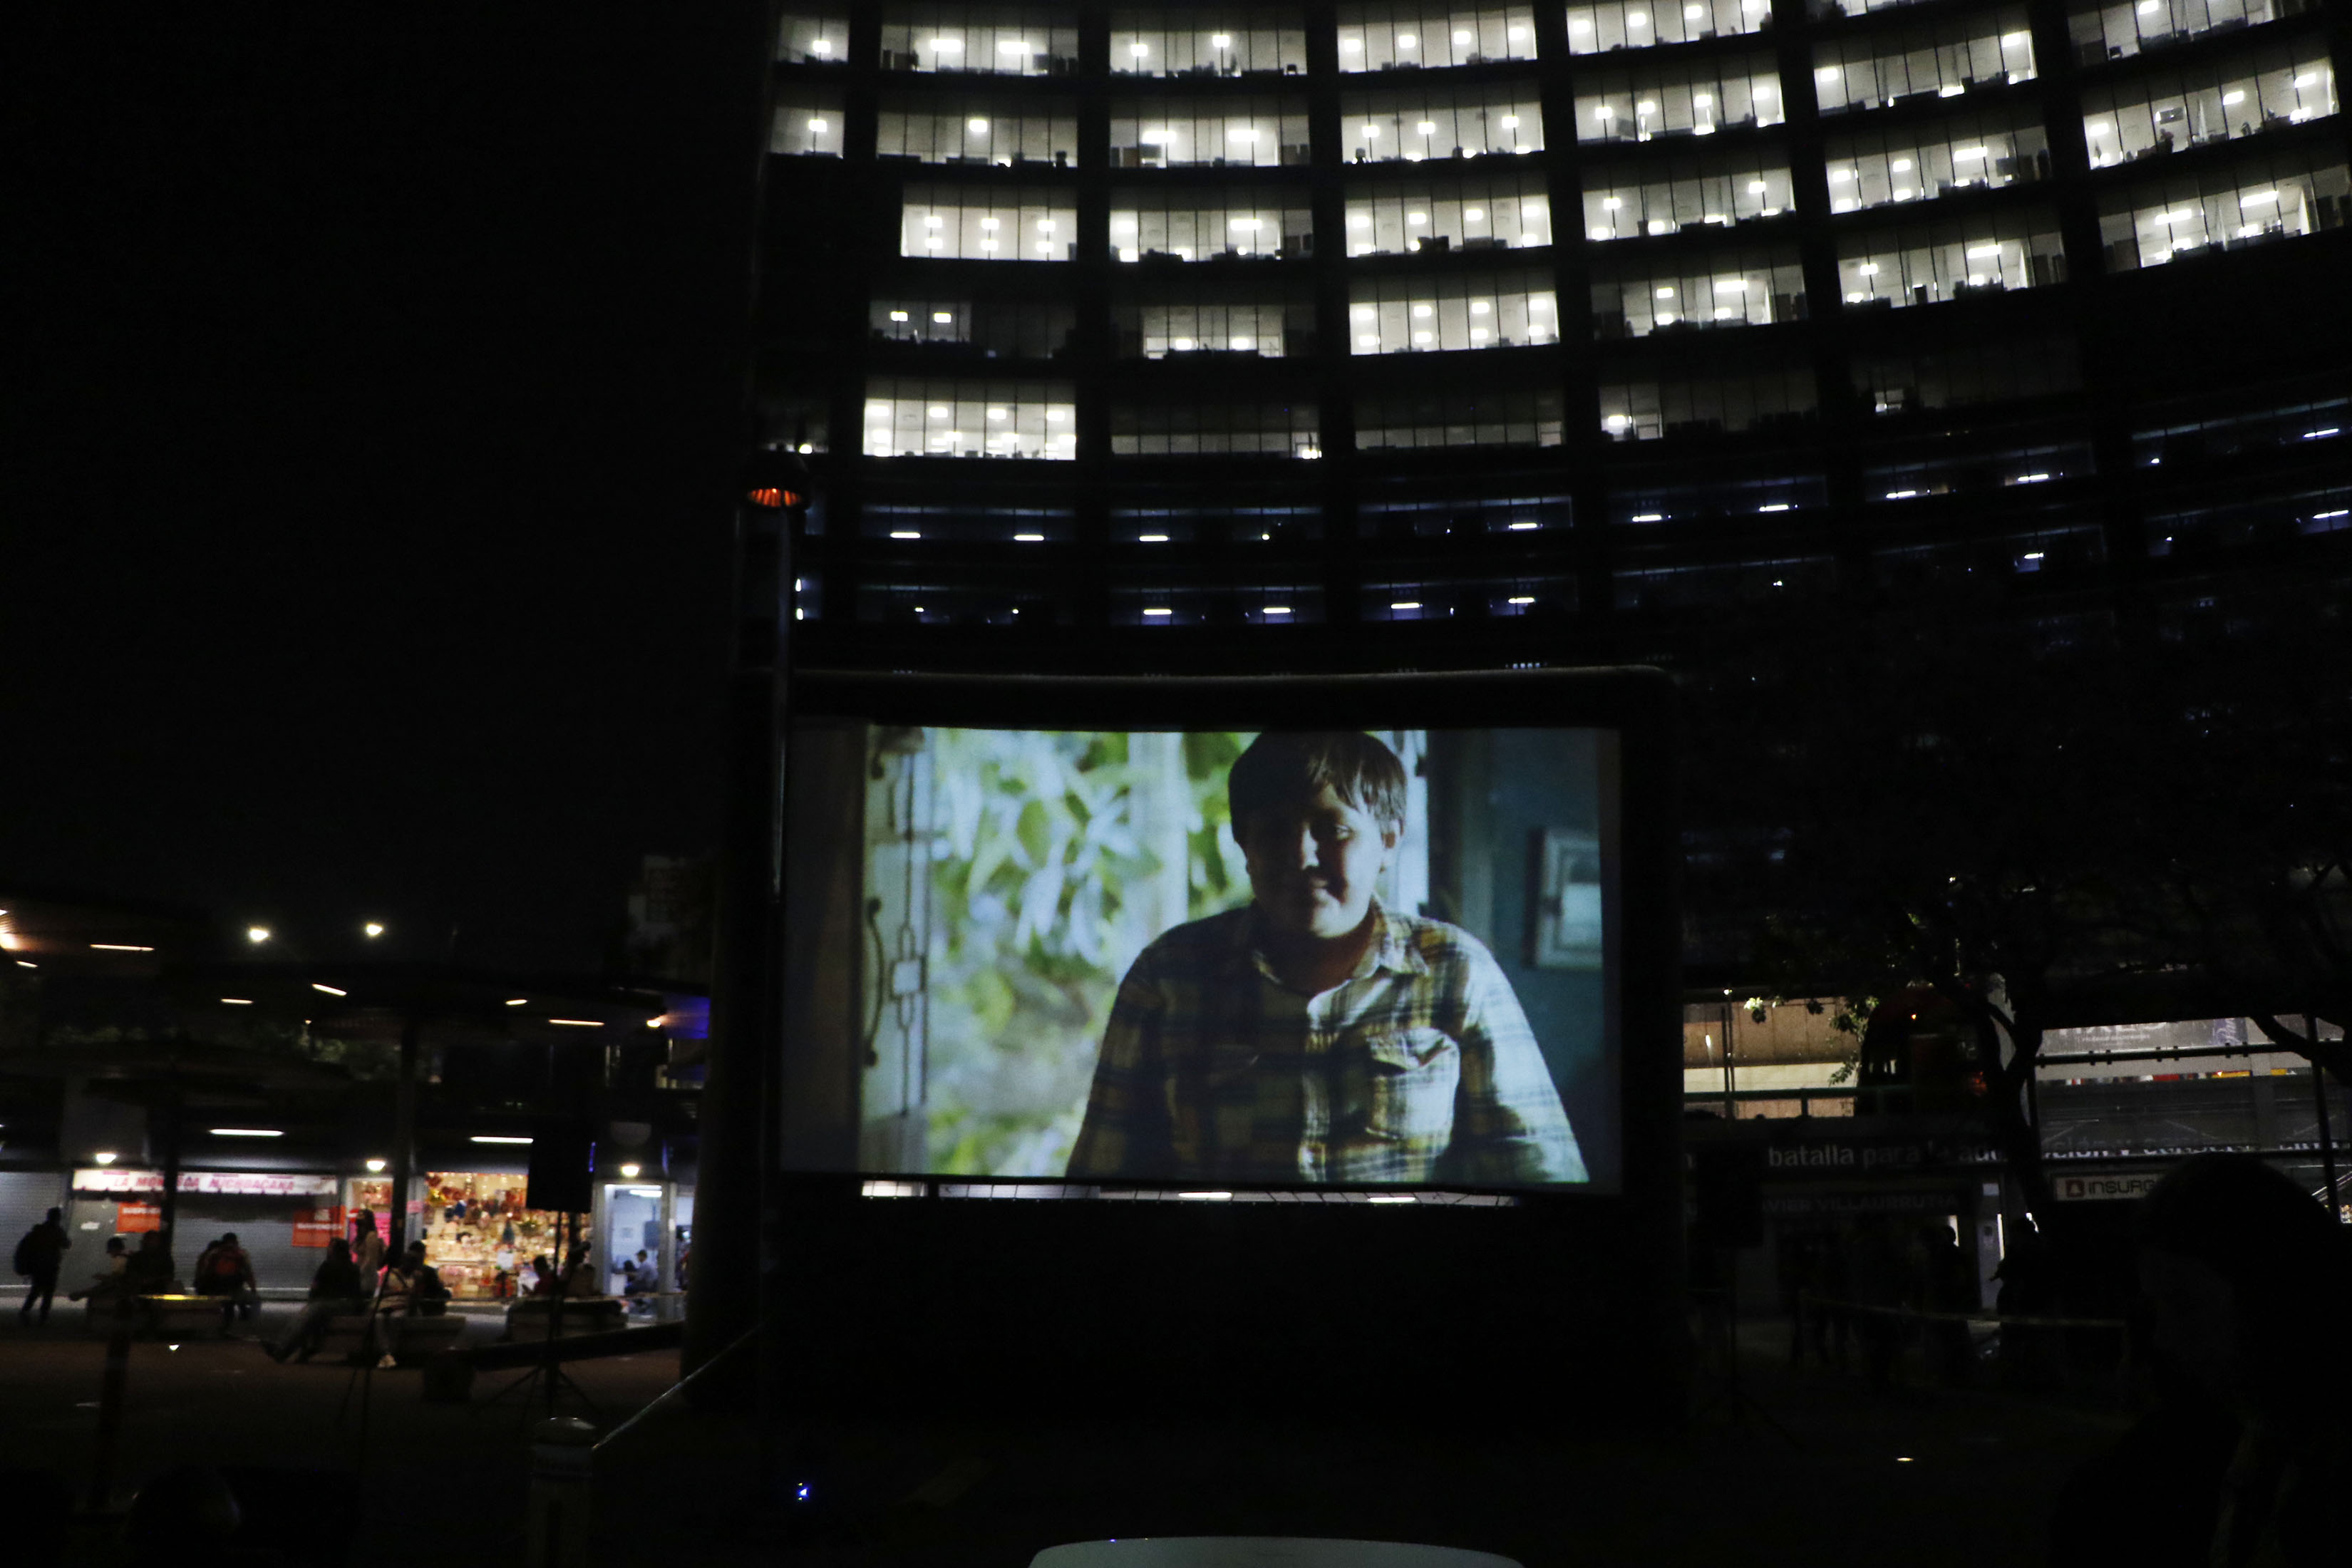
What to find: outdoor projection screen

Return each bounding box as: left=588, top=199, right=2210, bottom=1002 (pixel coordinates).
left=778, top=677, right=1631, bottom=1194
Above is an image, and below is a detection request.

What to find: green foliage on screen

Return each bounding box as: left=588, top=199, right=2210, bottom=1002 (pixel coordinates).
left=922, top=728, right=1254, bottom=1177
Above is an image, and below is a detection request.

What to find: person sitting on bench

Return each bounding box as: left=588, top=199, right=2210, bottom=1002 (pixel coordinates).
left=264, top=1237, right=365, bottom=1363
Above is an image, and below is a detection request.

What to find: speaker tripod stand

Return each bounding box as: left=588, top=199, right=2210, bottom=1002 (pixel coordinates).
left=480, top=1212, right=599, bottom=1420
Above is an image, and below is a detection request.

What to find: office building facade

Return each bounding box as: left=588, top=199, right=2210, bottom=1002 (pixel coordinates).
left=755, top=0, right=2348, bottom=671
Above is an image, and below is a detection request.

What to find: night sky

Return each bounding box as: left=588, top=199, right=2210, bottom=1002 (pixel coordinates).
left=6, top=10, right=772, bottom=971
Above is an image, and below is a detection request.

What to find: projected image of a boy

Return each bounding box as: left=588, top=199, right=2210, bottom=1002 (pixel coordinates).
left=1067, top=731, right=1587, bottom=1185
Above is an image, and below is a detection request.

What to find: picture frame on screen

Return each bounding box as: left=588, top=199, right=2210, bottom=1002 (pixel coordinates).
left=775, top=667, right=1678, bottom=1200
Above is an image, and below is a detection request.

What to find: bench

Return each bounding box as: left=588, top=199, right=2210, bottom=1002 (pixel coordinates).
left=310, top=1305, right=467, bottom=1366
left=501, top=1296, right=626, bottom=1341
left=81, top=1293, right=234, bottom=1339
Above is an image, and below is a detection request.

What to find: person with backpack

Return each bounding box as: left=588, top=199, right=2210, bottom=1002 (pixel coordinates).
left=14, top=1207, right=71, bottom=1325
left=195, top=1232, right=258, bottom=1330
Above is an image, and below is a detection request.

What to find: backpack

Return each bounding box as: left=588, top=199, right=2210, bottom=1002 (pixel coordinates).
left=11, top=1229, right=29, bottom=1275
left=209, top=1247, right=244, bottom=1280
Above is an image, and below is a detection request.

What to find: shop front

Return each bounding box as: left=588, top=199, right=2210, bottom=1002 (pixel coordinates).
left=67, top=1167, right=342, bottom=1293
left=344, top=1172, right=591, bottom=1301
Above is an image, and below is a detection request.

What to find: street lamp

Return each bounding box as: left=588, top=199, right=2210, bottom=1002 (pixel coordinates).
left=363, top=922, right=386, bottom=939
left=246, top=926, right=271, bottom=944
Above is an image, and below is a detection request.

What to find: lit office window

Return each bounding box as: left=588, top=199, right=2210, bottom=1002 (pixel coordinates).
left=868, top=298, right=1078, bottom=358
left=1343, top=175, right=1552, bottom=253
left=1110, top=400, right=1323, bottom=456
left=1614, top=556, right=1836, bottom=609
left=761, top=396, right=831, bottom=459
left=860, top=502, right=1078, bottom=544
left=878, top=10, right=1080, bottom=74
left=1828, top=0, right=1959, bottom=16
left=877, top=99, right=1078, bottom=165
left=2081, top=43, right=2338, bottom=168
left=1108, top=99, right=1312, bottom=167
left=1868, top=527, right=2102, bottom=587
left=1342, top=84, right=1547, bottom=161
left=2094, top=155, right=2350, bottom=269
left=1592, top=247, right=1805, bottom=337
left=773, top=91, right=847, bottom=156
left=777, top=12, right=850, bottom=63
left=1822, top=109, right=2053, bottom=212
left=2130, top=393, right=2348, bottom=463
left=1598, top=366, right=1818, bottom=440
left=1835, top=212, right=2068, bottom=308
left=1363, top=575, right=1572, bottom=620
left=1108, top=582, right=1327, bottom=626
left=1355, top=388, right=1565, bottom=448
left=1564, top=0, right=1765, bottom=54
left=1336, top=5, right=1539, bottom=70
left=1583, top=156, right=1795, bottom=238
left=1574, top=57, right=1785, bottom=143
left=2147, top=485, right=2352, bottom=556
left=1851, top=337, right=2082, bottom=416
left=1346, top=272, right=1558, bottom=351
left=858, top=577, right=1071, bottom=625
left=1111, top=504, right=1326, bottom=543
left=899, top=189, right=1079, bottom=259
left=1862, top=439, right=2096, bottom=499
left=2066, top=0, right=2297, bottom=69
left=1357, top=492, right=1574, bottom=536
left=1115, top=289, right=1312, bottom=358
left=1109, top=193, right=1314, bottom=260
left=1609, top=473, right=1825, bottom=523
left=1814, top=13, right=2038, bottom=114
left=863, top=378, right=1078, bottom=458
left=1110, top=11, right=1308, bottom=77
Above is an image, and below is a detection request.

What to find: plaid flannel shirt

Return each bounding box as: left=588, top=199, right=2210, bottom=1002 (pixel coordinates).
left=1066, top=902, right=1587, bottom=1185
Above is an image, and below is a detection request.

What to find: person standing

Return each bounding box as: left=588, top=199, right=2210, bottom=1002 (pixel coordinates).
left=351, top=1209, right=385, bottom=1282
left=13, top=1207, right=71, bottom=1325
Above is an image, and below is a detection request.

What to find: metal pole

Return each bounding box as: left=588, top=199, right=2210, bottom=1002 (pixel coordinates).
left=390, top=1018, right=420, bottom=1257
left=2309, top=1013, right=2339, bottom=1220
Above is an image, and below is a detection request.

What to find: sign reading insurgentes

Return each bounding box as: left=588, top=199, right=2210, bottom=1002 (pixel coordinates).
left=73, top=1169, right=338, bottom=1197
left=2054, top=1172, right=2165, bottom=1202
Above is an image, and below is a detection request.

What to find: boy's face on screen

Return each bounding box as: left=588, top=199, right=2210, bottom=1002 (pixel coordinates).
left=1238, top=783, right=1400, bottom=942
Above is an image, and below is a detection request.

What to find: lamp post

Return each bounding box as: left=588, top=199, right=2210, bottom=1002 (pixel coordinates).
left=684, top=448, right=811, bottom=1391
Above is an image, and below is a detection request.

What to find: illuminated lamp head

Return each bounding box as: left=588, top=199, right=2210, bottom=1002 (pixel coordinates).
left=743, top=447, right=814, bottom=512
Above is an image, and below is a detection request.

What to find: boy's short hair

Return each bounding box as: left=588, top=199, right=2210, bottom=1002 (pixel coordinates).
left=1229, top=731, right=1408, bottom=835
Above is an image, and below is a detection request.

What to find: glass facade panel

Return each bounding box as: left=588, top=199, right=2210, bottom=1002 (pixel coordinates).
left=1609, top=472, right=1827, bottom=522
left=877, top=98, right=1080, bottom=165
left=1862, top=440, right=2096, bottom=497
left=1356, top=388, right=1566, bottom=447
left=1814, top=13, right=2039, bottom=114
left=2066, top=0, right=2304, bottom=68
left=1822, top=108, right=2053, bottom=212
left=1835, top=210, right=2068, bottom=307
left=1565, top=0, right=1768, bottom=54
left=1337, top=5, right=1540, bottom=68
left=2095, top=154, right=2351, bottom=268
left=1343, top=83, right=1547, bottom=160
left=880, top=9, right=1080, bottom=74
left=778, top=13, right=851, bottom=63
left=1583, top=153, right=1796, bottom=237
left=1110, top=11, right=1309, bottom=76
left=1592, top=247, right=1807, bottom=336
left=1575, top=56, right=1786, bottom=142
left=1358, top=490, right=1574, bottom=535
left=1346, top=173, right=1554, bottom=253
left=1599, top=366, right=1818, bottom=438
left=1110, top=400, right=1323, bottom=455
left=1115, top=285, right=1315, bottom=358
left=1110, top=98, right=1313, bottom=166
left=1109, top=192, right=1314, bottom=260
left=864, top=378, right=1078, bottom=457
left=2081, top=43, right=2338, bottom=167
left=1348, top=270, right=1559, bottom=351
left=870, top=297, right=1079, bottom=358
left=1852, top=336, right=2083, bottom=414
left=773, top=92, right=847, bottom=156
left=899, top=188, right=1080, bottom=259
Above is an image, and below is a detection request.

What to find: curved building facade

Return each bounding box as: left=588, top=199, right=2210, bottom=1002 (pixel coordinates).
left=755, top=0, right=2351, bottom=671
